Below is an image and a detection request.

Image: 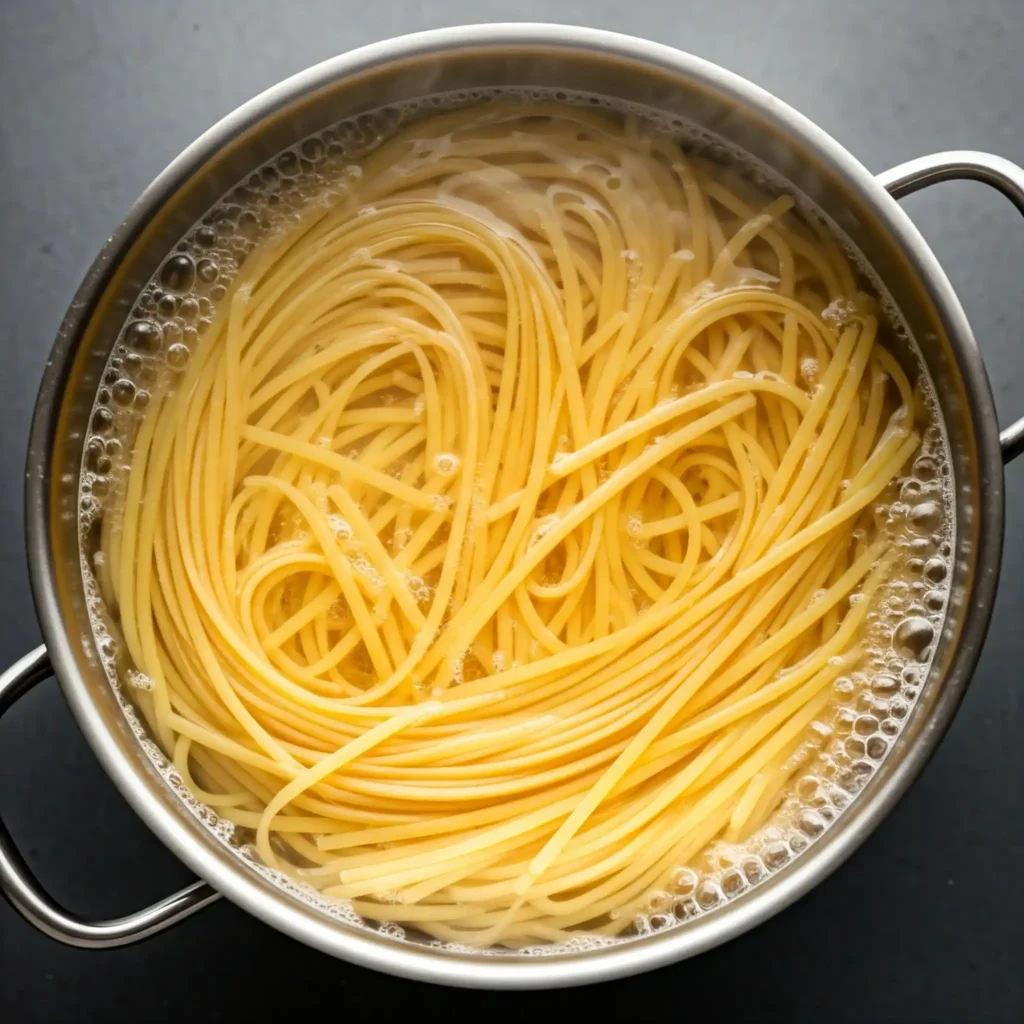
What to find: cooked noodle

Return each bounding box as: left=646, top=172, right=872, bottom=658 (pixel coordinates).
left=102, top=104, right=920, bottom=946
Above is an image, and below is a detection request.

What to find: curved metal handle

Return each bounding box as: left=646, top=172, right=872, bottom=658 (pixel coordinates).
left=0, top=645, right=220, bottom=947
left=877, top=150, right=1024, bottom=464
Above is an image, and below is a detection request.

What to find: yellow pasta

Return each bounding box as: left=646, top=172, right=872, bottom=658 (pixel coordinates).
left=103, top=103, right=923, bottom=947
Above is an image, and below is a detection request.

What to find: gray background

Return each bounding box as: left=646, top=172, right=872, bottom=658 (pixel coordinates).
left=1, top=1, right=1022, bottom=1020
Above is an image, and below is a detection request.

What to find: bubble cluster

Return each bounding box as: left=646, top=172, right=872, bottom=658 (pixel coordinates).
left=432, top=452, right=461, bottom=476
left=76, top=85, right=956, bottom=956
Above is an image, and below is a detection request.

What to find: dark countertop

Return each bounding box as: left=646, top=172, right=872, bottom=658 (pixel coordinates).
left=1, top=2, right=1021, bottom=1021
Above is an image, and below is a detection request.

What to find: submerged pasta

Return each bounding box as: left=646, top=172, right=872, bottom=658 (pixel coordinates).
left=100, top=103, right=926, bottom=946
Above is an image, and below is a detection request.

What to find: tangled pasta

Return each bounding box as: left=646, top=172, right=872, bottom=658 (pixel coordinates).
left=102, top=104, right=921, bottom=946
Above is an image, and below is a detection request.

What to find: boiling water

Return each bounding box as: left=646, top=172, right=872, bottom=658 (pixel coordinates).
left=76, top=86, right=954, bottom=954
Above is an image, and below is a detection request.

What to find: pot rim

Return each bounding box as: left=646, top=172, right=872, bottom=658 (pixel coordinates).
left=23, top=23, right=1005, bottom=988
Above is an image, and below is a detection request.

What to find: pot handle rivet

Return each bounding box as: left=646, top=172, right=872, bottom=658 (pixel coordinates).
left=0, top=646, right=221, bottom=947
left=877, top=150, right=1024, bottom=463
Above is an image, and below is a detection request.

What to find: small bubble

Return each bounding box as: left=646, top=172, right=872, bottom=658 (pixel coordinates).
left=864, top=736, right=888, bottom=760
left=160, top=254, right=196, bottom=293
left=126, top=320, right=162, bottom=353
left=648, top=890, right=672, bottom=914
left=696, top=882, right=721, bottom=910
left=798, top=810, right=825, bottom=837
left=797, top=775, right=821, bottom=803
left=672, top=867, right=697, bottom=895
left=913, top=456, right=938, bottom=480
left=673, top=897, right=699, bottom=921
left=237, top=210, right=260, bottom=241
left=846, top=736, right=866, bottom=758
left=834, top=707, right=857, bottom=733
left=166, top=343, right=190, bottom=369
left=111, top=379, right=136, bottom=407
left=909, top=501, right=942, bottom=533
left=892, top=617, right=934, bottom=660
left=278, top=151, right=300, bottom=177
left=721, top=869, right=746, bottom=896
left=230, top=186, right=256, bottom=207
left=872, top=674, right=899, bottom=696
left=833, top=676, right=855, bottom=697
left=900, top=479, right=922, bottom=500
left=301, top=138, right=325, bottom=161
left=196, top=258, right=219, bottom=284
left=742, top=857, right=765, bottom=885
left=91, top=407, right=114, bottom=434
left=854, top=714, right=880, bottom=737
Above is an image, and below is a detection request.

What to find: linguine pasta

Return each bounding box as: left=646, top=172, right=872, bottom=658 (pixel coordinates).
left=100, top=104, right=923, bottom=946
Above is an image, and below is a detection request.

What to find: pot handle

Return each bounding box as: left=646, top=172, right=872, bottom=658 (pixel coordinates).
left=877, top=150, right=1024, bottom=463
left=0, top=645, right=221, bottom=947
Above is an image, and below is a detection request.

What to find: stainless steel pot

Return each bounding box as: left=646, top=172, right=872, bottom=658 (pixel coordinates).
left=2, top=24, right=1022, bottom=989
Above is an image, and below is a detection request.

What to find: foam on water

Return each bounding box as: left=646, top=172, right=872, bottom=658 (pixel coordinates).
left=75, top=85, right=956, bottom=955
